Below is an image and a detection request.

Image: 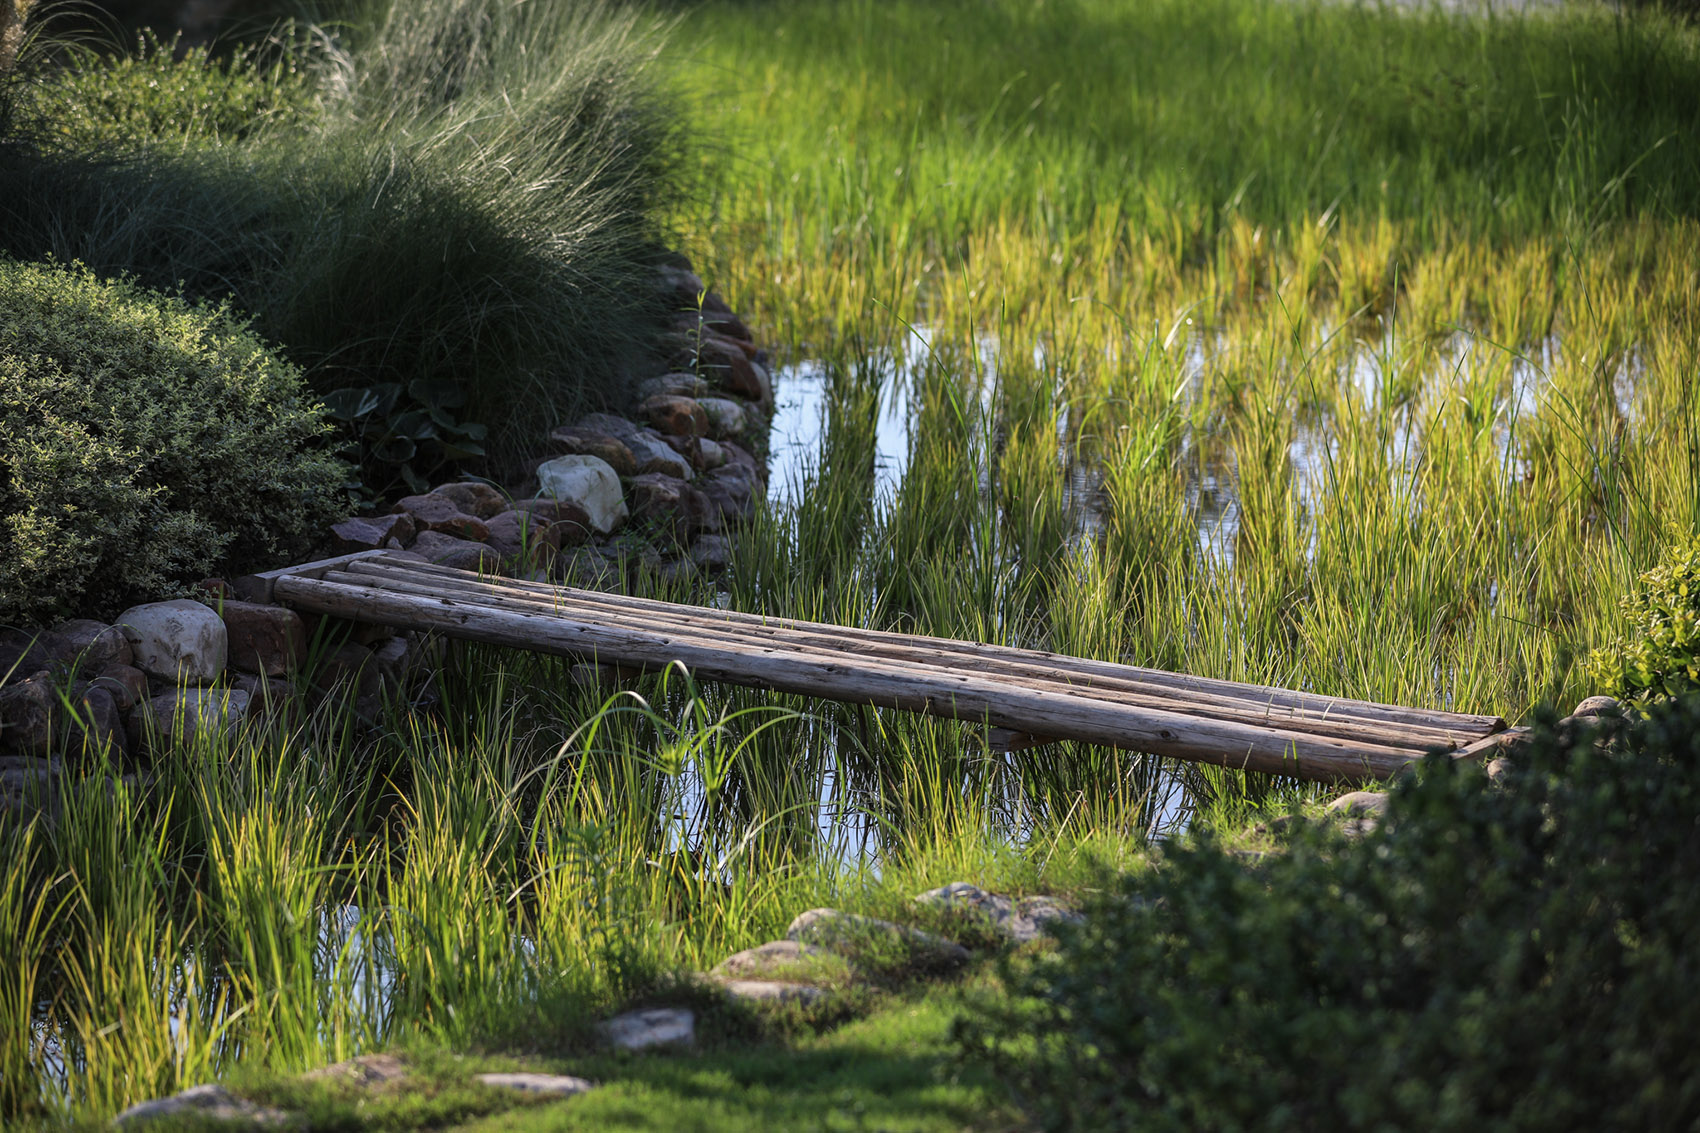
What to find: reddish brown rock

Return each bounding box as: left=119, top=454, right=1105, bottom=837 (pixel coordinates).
left=410, top=531, right=504, bottom=572
left=0, top=673, right=55, bottom=755
left=698, top=462, right=761, bottom=527
left=90, top=663, right=147, bottom=712
left=691, top=337, right=771, bottom=404
left=549, top=426, right=638, bottom=477
left=639, top=394, right=709, bottom=438
left=637, top=372, right=709, bottom=400
left=57, top=685, right=125, bottom=758
left=511, top=496, right=594, bottom=532
left=0, top=629, right=74, bottom=679
left=628, top=473, right=714, bottom=545
left=221, top=601, right=306, bottom=677
left=331, top=514, right=416, bottom=553
left=53, top=619, right=133, bottom=668
left=391, top=495, right=489, bottom=541
left=720, top=440, right=762, bottom=475
left=485, top=510, right=561, bottom=560
left=660, top=431, right=704, bottom=469
left=429, top=482, right=508, bottom=519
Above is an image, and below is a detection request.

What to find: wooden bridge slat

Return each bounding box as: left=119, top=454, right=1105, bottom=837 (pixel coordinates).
left=324, top=565, right=1468, bottom=753
left=343, top=556, right=1499, bottom=742
left=276, top=570, right=1428, bottom=782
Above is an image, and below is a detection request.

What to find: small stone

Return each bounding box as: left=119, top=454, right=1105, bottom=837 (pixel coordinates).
left=138, top=688, right=251, bottom=750
left=429, top=481, right=508, bottom=519
left=52, top=619, right=132, bottom=668
left=914, top=883, right=1082, bottom=944
left=0, top=674, right=56, bottom=755
left=114, top=600, right=227, bottom=684
left=90, top=663, right=147, bottom=712
left=391, top=495, right=489, bottom=541
left=639, top=394, right=709, bottom=438
left=1327, top=791, right=1390, bottom=818
left=720, top=440, right=761, bottom=474
left=786, top=908, right=970, bottom=966
left=689, top=534, right=731, bottom=572
left=550, top=426, right=639, bottom=477
left=696, top=438, right=729, bottom=470
left=574, top=412, right=643, bottom=442
left=598, top=1007, right=695, bottom=1051
left=697, top=397, right=748, bottom=440
left=536, top=455, right=629, bottom=535
left=114, top=1083, right=290, bottom=1127
left=371, top=637, right=413, bottom=689
left=221, top=602, right=306, bottom=677
left=624, top=430, right=695, bottom=480
left=716, top=979, right=827, bottom=1006
left=477, top=1072, right=595, bottom=1097
left=511, top=496, right=595, bottom=531
left=659, top=431, right=702, bottom=468
left=1570, top=695, right=1620, bottom=718
left=230, top=672, right=292, bottom=712
left=305, top=1052, right=409, bottom=1086
left=657, top=264, right=706, bottom=306
left=409, top=531, right=504, bottom=573
left=330, top=514, right=416, bottom=554
left=636, top=373, right=709, bottom=401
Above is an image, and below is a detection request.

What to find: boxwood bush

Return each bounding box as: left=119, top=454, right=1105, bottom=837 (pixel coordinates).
left=962, top=700, right=1700, bottom=1131
left=0, top=258, right=349, bottom=624
left=1587, top=531, right=1700, bottom=704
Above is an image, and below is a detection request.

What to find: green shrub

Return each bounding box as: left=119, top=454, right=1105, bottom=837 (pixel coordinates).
left=1587, top=531, right=1700, bottom=703
left=0, top=258, right=350, bottom=624
left=0, top=0, right=690, bottom=493
left=19, top=31, right=316, bottom=149
left=961, top=701, right=1700, bottom=1131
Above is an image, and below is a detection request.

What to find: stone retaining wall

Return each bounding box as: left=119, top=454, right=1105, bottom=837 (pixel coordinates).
left=0, top=260, right=771, bottom=818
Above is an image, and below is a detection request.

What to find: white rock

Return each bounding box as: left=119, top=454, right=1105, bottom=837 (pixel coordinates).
left=914, top=883, right=1081, bottom=945
left=114, top=600, right=227, bottom=683
left=598, top=1007, right=694, bottom=1051
left=477, top=1072, right=595, bottom=1096
left=536, top=455, right=628, bottom=535
left=713, top=939, right=827, bottom=979
left=1326, top=791, right=1389, bottom=818
left=696, top=397, right=748, bottom=439
left=624, top=431, right=694, bottom=480
left=114, top=1083, right=289, bottom=1126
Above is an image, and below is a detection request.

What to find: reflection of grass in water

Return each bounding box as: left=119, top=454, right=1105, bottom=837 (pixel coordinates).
left=674, top=0, right=1700, bottom=769
left=1, top=649, right=1139, bottom=1122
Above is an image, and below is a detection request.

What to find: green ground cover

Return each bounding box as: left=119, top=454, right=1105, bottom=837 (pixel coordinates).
left=4, top=0, right=1700, bottom=1126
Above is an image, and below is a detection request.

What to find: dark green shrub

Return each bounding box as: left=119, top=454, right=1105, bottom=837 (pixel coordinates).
left=962, top=701, right=1700, bottom=1131
left=0, top=258, right=350, bottom=623
left=1587, top=531, right=1700, bottom=703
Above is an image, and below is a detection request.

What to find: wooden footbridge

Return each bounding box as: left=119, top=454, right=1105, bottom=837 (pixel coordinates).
left=259, top=550, right=1518, bottom=783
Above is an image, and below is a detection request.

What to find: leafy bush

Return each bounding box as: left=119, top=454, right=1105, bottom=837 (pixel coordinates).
left=961, top=701, right=1700, bottom=1131
left=18, top=31, right=316, bottom=149
left=0, top=258, right=349, bottom=624
left=1587, top=531, right=1700, bottom=703
left=0, top=0, right=691, bottom=493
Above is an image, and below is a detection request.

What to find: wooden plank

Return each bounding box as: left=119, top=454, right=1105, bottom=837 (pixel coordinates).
left=235, top=549, right=393, bottom=603
left=343, top=557, right=1500, bottom=742
left=323, top=565, right=1465, bottom=753
left=274, top=571, right=1424, bottom=782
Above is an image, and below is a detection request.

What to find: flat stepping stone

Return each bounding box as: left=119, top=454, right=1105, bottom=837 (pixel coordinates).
left=303, top=1053, right=409, bottom=1086
left=713, top=939, right=834, bottom=979
left=914, top=882, right=1083, bottom=944
left=599, top=1007, right=695, bottom=1051
left=716, top=978, right=828, bottom=1005
left=113, top=1083, right=290, bottom=1126
left=786, top=907, right=970, bottom=965
left=477, top=1072, right=595, bottom=1096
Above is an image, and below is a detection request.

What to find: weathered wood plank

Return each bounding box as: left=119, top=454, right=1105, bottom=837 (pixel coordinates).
left=275, top=571, right=1427, bottom=782
left=343, top=557, right=1503, bottom=741
left=321, top=565, right=1467, bottom=752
